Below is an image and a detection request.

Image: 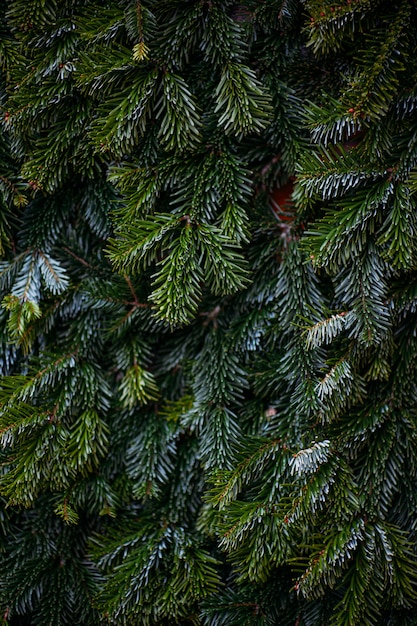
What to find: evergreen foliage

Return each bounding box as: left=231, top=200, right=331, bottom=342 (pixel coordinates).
left=0, top=0, right=417, bottom=624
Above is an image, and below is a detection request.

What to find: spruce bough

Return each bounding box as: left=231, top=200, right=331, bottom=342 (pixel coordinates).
left=0, top=1, right=417, bottom=624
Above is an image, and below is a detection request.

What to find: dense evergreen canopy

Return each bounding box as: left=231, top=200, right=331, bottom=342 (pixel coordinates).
left=1, top=0, right=417, bottom=624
